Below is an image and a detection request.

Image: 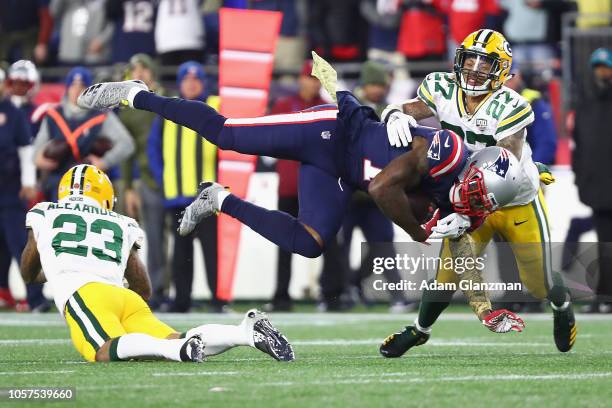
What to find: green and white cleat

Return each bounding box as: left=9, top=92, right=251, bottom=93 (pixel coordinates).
left=77, top=80, right=149, bottom=110
left=311, top=51, right=338, bottom=103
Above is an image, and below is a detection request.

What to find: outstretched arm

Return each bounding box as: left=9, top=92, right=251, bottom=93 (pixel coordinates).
left=20, top=231, right=46, bottom=284
left=368, top=137, right=430, bottom=242
left=401, top=98, right=436, bottom=121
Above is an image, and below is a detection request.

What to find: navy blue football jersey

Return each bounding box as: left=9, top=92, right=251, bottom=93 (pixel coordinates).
left=335, top=91, right=469, bottom=212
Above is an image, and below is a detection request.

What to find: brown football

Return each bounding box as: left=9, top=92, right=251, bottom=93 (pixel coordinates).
left=407, top=191, right=435, bottom=224
left=43, top=139, right=71, bottom=161
left=90, top=136, right=113, bottom=157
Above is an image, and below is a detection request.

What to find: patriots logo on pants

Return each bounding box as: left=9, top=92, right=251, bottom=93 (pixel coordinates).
left=487, top=149, right=510, bottom=178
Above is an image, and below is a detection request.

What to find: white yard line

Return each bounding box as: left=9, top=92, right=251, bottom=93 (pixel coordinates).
left=50, top=371, right=612, bottom=393
left=1, top=312, right=611, bottom=327
left=257, top=372, right=612, bottom=387
left=152, top=371, right=240, bottom=377
left=292, top=339, right=549, bottom=347
left=0, top=339, right=69, bottom=345
left=0, top=370, right=75, bottom=376
left=77, top=384, right=160, bottom=391
left=0, top=338, right=552, bottom=348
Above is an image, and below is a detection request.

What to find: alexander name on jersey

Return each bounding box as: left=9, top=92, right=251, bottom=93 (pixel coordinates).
left=41, top=202, right=121, bottom=217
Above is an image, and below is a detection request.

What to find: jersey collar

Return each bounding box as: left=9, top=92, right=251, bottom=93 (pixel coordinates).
left=457, top=86, right=496, bottom=119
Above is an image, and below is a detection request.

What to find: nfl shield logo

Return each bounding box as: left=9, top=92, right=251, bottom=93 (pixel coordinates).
left=476, top=118, right=487, bottom=130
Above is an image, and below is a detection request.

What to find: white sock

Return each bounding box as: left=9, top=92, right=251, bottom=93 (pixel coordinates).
left=115, top=333, right=185, bottom=361
left=216, top=190, right=231, bottom=211
left=414, top=318, right=432, bottom=335
left=186, top=323, right=251, bottom=356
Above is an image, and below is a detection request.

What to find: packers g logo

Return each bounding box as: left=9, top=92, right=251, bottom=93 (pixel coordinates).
left=503, top=41, right=513, bottom=57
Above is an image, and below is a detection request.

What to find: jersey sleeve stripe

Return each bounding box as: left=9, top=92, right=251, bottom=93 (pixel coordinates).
left=417, top=86, right=437, bottom=112
left=496, top=110, right=534, bottom=134
left=498, top=105, right=531, bottom=127
left=421, top=77, right=433, bottom=95
left=224, top=108, right=337, bottom=126
left=29, top=208, right=44, bottom=217
left=502, top=103, right=529, bottom=120
left=430, top=132, right=463, bottom=178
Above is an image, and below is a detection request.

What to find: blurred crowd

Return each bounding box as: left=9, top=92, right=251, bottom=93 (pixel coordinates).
left=1, top=0, right=611, bottom=313
left=1, top=0, right=609, bottom=70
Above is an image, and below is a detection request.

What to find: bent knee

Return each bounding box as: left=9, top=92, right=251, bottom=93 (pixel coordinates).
left=298, top=242, right=324, bottom=258
left=293, top=223, right=325, bottom=258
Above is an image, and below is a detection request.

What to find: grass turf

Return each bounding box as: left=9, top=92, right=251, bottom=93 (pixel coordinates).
left=1, top=309, right=611, bottom=407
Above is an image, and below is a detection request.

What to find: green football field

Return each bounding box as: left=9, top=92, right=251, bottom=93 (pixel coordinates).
left=1, top=309, right=611, bottom=407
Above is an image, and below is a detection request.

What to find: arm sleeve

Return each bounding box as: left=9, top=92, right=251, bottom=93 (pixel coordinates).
left=96, top=19, right=115, bottom=45
left=146, top=117, right=164, bottom=188
left=121, top=154, right=137, bottom=189
left=18, top=146, right=36, bottom=187
left=118, top=114, right=137, bottom=189
left=99, top=112, right=135, bottom=168
left=14, top=109, right=33, bottom=147
left=134, top=91, right=227, bottom=138
left=37, top=4, right=54, bottom=44
left=26, top=203, right=47, bottom=240
left=495, top=102, right=535, bottom=140
left=126, top=219, right=145, bottom=249
left=416, top=73, right=439, bottom=114
left=33, top=118, right=51, bottom=158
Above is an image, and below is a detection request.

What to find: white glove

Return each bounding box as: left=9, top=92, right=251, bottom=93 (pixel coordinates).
left=429, top=213, right=471, bottom=240
left=381, top=104, right=416, bottom=148
left=376, top=0, right=399, bottom=15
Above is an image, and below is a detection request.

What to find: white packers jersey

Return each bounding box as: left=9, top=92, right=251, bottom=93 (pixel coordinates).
left=26, top=199, right=144, bottom=315
left=417, top=72, right=540, bottom=206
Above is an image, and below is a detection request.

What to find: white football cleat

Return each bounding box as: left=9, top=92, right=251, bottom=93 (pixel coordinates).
left=77, top=80, right=149, bottom=110
left=241, top=309, right=294, bottom=361
left=178, top=181, right=226, bottom=236
left=180, top=334, right=206, bottom=363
